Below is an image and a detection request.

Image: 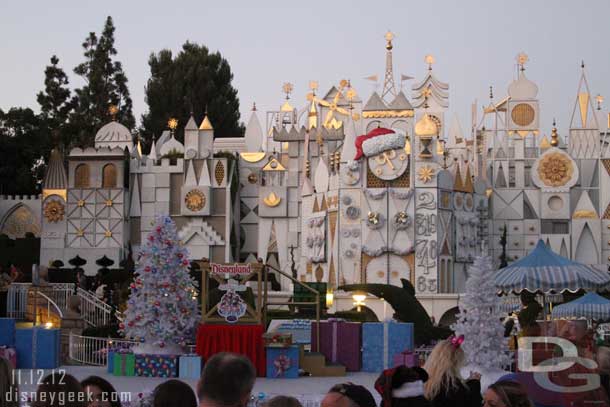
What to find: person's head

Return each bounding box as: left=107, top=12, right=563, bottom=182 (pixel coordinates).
left=484, top=380, right=533, bottom=407
left=33, top=373, right=86, bottom=407
left=197, top=353, right=255, bottom=407
left=262, top=396, right=302, bottom=407
left=81, top=375, right=120, bottom=407
left=0, top=356, right=18, bottom=407
left=520, top=291, right=536, bottom=306
left=153, top=379, right=197, bottom=407
left=321, top=383, right=376, bottom=407
left=422, top=337, right=465, bottom=400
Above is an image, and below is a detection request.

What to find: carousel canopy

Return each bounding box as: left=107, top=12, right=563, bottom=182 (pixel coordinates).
left=552, top=292, right=610, bottom=321
left=495, top=240, right=610, bottom=293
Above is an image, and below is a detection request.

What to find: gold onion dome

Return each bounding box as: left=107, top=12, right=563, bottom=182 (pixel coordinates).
left=415, top=113, right=438, bottom=137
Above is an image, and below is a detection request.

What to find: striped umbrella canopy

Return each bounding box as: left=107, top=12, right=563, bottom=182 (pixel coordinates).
left=495, top=240, right=610, bottom=293
left=552, top=292, right=610, bottom=320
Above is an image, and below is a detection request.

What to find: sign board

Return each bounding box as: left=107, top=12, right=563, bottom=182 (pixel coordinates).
left=210, top=263, right=252, bottom=276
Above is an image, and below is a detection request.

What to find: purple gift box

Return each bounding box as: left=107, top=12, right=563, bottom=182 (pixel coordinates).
left=392, top=350, right=418, bottom=368
left=311, top=320, right=361, bottom=371
left=0, top=346, right=17, bottom=369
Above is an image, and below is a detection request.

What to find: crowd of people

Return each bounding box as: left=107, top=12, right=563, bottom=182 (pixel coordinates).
left=0, top=337, right=539, bottom=407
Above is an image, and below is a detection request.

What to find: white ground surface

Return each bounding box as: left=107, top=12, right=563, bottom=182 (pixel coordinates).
left=17, top=366, right=381, bottom=405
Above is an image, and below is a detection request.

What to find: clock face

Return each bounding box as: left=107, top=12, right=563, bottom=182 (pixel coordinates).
left=341, top=165, right=361, bottom=186
left=367, top=148, right=409, bottom=180
left=185, top=189, right=206, bottom=212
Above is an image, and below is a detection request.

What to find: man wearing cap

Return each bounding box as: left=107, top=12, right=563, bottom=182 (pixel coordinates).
left=321, top=383, right=377, bottom=407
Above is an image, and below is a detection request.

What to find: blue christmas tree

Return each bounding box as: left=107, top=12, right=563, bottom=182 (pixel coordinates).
left=121, top=215, right=200, bottom=349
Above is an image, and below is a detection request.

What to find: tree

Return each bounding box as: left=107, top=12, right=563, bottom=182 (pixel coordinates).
left=120, top=215, right=199, bottom=349
left=452, top=255, right=510, bottom=370
left=141, top=42, right=244, bottom=145
left=37, top=55, right=75, bottom=151
left=0, top=107, right=47, bottom=195
left=499, top=225, right=508, bottom=269
left=72, top=16, right=135, bottom=147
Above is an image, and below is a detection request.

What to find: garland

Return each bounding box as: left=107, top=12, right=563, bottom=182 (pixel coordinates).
left=365, top=189, right=387, bottom=200
left=390, top=188, right=413, bottom=200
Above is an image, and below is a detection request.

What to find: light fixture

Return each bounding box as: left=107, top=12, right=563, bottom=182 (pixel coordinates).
left=404, top=136, right=411, bottom=155
left=45, top=322, right=53, bottom=329
left=352, top=292, right=367, bottom=312
left=326, top=291, right=334, bottom=308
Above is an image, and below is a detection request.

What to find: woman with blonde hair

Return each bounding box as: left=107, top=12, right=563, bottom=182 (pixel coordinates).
left=422, top=335, right=482, bottom=406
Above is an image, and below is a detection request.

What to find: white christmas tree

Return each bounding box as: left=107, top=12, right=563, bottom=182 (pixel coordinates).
left=121, top=215, right=200, bottom=351
left=452, top=254, right=510, bottom=370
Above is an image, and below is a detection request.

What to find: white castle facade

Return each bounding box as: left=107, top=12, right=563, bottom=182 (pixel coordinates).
left=2, top=36, right=610, bottom=321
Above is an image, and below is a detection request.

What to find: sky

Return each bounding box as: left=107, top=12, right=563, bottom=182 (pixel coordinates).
left=1, top=0, right=609, bottom=137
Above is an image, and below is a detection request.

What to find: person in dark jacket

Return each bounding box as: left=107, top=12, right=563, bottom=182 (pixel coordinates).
left=375, top=365, right=431, bottom=407
left=422, top=336, right=482, bottom=407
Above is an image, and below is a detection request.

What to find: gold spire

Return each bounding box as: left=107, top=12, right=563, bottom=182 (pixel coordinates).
left=308, top=99, right=318, bottom=129
left=550, top=120, right=559, bottom=147
left=200, top=115, right=213, bottom=131
left=425, top=54, right=435, bottom=71
left=385, top=31, right=394, bottom=50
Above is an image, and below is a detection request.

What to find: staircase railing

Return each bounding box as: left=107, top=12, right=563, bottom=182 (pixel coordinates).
left=77, top=287, right=114, bottom=327
left=32, top=289, right=64, bottom=324
left=6, top=283, right=115, bottom=328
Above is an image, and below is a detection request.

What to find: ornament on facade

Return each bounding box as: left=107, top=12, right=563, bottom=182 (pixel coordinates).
left=366, top=211, right=384, bottom=230
left=263, top=192, right=282, bottom=207
left=537, top=152, right=574, bottom=187
left=417, top=165, right=435, bottom=183
left=44, top=200, right=65, bottom=223
left=185, top=190, right=206, bottom=212
left=393, top=211, right=412, bottom=230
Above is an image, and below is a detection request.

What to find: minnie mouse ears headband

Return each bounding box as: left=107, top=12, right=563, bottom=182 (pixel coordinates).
left=449, top=334, right=465, bottom=349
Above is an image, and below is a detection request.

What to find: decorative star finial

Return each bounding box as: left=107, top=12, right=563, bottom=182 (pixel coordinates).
left=282, top=82, right=294, bottom=100
left=596, top=94, right=604, bottom=111
left=167, top=117, right=178, bottom=133
left=517, top=52, right=529, bottom=71
left=425, top=54, right=435, bottom=71
left=108, top=105, right=119, bottom=121
left=309, top=80, right=318, bottom=96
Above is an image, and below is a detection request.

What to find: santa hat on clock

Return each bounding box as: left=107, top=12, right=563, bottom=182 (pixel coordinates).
left=353, top=127, right=406, bottom=160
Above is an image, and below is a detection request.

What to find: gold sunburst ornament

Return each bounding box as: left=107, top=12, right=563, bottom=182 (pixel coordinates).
left=538, top=152, right=574, bottom=187
left=185, top=189, right=206, bottom=212
left=167, top=117, right=178, bottom=131
left=44, top=200, right=65, bottom=223
left=417, top=166, right=435, bottom=183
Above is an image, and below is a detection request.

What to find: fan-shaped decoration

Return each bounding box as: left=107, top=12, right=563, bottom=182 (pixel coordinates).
left=44, top=200, right=65, bottom=223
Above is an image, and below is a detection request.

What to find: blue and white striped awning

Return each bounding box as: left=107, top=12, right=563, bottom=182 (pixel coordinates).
left=552, top=292, right=610, bottom=320
left=495, top=240, right=610, bottom=293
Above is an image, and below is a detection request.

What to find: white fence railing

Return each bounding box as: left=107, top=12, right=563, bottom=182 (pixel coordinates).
left=7, top=283, right=115, bottom=328
left=69, top=333, right=197, bottom=366
left=36, top=290, right=64, bottom=320
left=77, top=287, right=114, bottom=327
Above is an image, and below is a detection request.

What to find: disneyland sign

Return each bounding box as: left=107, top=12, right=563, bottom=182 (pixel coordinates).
left=210, top=263, right=252, bottom=276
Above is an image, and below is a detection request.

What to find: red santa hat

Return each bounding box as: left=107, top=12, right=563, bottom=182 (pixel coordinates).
left=354, top=127, right=406, bottom=160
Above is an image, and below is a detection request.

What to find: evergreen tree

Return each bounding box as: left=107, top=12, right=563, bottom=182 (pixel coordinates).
left=72, top=16, right=135, bottom=147
left=499, top=225, right=508, bottom=269
left=0, top=108, right=46, bottom=194
left=37, top=55, right=75, bottom=151
left=120, top=215, right=200, bottom=348
left=452, top=255, right=510, bottom=370
left=141, top=42, right=244, bottom=145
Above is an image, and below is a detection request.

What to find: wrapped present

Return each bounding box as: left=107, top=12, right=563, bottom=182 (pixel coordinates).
left=392, top=350, right=418, bottom=368
left=135, top=354, right=178, bottom=378
left=0, top=346, right=17, bottom=368
left=362, top=321, right=414, bottom=372
left=107, top=351, right=115, bottom=373
left=0, top=318, right=16, bottom=346
left=266, top=346, right=299, bottom=378
left=311, top=320, right=361, bottom=371
left=262, top=332, right=293, bottom=348
left=15, top=327, right=60, bottom=369
left=113, top=353, right=136, bottom=376
left=179, top=354, right=202, bottom=379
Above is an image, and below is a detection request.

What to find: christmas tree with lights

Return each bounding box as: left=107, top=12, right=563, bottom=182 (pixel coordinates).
left=121, top=215, right=199, bottom=352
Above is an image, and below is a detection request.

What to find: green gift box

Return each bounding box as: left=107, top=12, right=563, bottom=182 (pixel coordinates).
left=113, top=352, right=135, bottom=376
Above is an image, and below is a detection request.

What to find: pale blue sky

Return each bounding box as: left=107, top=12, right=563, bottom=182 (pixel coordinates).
left=1, top=0, right=609, bottom=136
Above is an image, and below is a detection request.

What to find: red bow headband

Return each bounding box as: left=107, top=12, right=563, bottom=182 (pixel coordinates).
left=449, top=335, right=464, bottom=349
